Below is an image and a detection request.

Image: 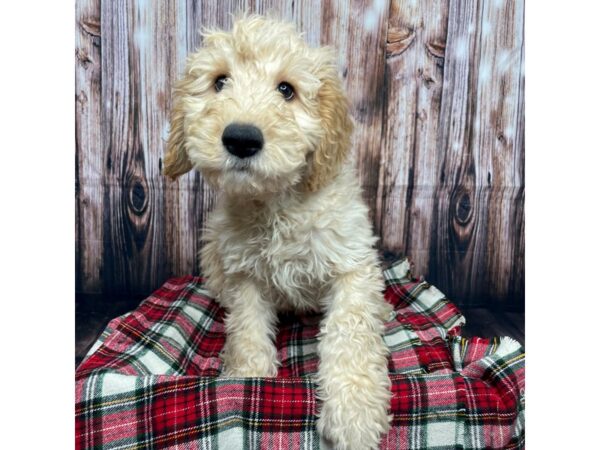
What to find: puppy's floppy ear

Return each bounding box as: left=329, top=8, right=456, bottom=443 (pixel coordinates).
left=163, top=81, right=193, bottom=180
left=305, top=53, right=353, bottom=192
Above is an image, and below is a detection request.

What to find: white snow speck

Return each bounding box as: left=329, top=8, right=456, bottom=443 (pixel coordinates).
left=481, top=20, right=492, bottom=37
left=364, top=10, right=378, bottom=31
left=162, top=122, right=171, bottom=142
left=134, top=28, right=149, bottom=49
left=479, top=62, right=491, bottom=82
left=454, top=36, right=468, bottom=60
left=363, top=0, right=386, bottom=32
left=497, top=49, right=514, bottom=73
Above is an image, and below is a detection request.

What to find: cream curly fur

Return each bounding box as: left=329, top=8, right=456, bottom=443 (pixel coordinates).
left=164, top=15, right=392, bottom=450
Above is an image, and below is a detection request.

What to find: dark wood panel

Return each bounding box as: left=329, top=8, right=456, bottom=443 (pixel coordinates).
left=427, top=0, right=524, bottom=310
left=75, top=0, right=102, bottom=293
left=100, top=1, right=170, bottom=293
left=376, top=0, right=449, bottom=278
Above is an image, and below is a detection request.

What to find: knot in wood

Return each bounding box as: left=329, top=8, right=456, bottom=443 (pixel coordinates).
left=454, top=191, right=472, bottom=225
left=128, top=179, right=148, bottom=215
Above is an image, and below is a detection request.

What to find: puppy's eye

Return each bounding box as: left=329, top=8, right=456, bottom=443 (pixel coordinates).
left=214, top=75, right=228, bottom=92
left=277, top=82, right=295, bottom=101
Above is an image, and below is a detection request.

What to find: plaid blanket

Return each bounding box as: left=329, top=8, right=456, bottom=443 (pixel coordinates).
left=76, top=258, right=525, bottom=449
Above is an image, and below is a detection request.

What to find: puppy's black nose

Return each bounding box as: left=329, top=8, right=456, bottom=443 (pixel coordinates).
left=222, top=123, right=264, bottom=159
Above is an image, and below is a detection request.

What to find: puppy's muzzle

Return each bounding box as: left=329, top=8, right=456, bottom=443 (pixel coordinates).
left=222, top=123, right=264, bottom=159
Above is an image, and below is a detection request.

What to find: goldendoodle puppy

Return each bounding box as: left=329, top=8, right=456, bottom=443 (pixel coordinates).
left=164, top=15, right=392, bottom=450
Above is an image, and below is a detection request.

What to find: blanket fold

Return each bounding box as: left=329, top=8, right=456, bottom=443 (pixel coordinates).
left=76, top=258, right=524, bottom=449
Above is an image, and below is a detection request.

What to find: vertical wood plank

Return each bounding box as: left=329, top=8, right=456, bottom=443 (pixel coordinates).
left=480, top=0, right=525, bottom=307
left=76, top=0, right=102, bottom=293
left=101, top=0, right=134, bottom=293
left=101, top=0, right=178, bottom=293
left=161, top=0, right=200, bottom=280
left=376, top=0, right=449, bottom=277
left=428, top=0, right=525, bottom=308
left=428, top=0, right=488, bottom=304
left=134, top=0, right=182, bottom=284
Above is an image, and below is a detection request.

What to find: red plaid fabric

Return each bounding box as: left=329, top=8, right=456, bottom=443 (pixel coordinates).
left=76, top=258, right=525, bottom=449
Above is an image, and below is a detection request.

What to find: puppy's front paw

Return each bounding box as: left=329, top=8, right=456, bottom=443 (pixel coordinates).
left=317, top=371, right=391, bottom=450
left=220, top=339, right=279, bottom=377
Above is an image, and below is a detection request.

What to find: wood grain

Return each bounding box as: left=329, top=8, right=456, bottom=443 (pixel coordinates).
left=428, top=0, right=525, bottom=308
left=376, top=0, right=449, bottom=279
left=428, top=0, right=489, bottom=305
left=100, top=0, right=172, bottom=293
left=76, top=0, right=525, bottom=310
left=76, top=0, right=102, bottom=293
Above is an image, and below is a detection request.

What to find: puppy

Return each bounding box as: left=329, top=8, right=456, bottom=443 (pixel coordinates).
left=164, top=16, right=392, bottom=450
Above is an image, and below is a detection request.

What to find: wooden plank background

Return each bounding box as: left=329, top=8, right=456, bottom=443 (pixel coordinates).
left=75, top=0, right=525, bottom=310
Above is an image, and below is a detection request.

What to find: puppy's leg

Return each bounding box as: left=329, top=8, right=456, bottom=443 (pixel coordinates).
left=316, top=267, right=392, bottom=450
left=220, top=278, right=279, bottom=377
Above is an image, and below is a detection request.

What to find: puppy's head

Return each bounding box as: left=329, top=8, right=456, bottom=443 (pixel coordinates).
left=163, top=15, right=353, bottom=197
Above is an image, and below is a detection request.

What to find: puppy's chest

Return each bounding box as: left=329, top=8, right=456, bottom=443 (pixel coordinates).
left=220, top=217, right=332, bottom=308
